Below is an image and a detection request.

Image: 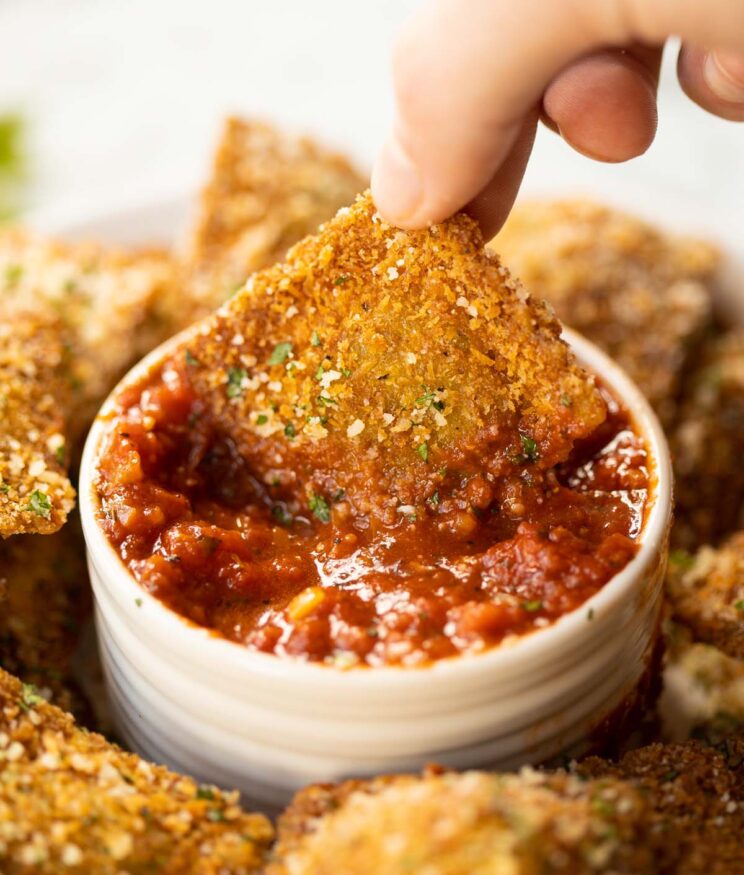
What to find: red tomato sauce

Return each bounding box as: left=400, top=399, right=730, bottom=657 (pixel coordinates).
left=96, top=356, right=649, bottom=667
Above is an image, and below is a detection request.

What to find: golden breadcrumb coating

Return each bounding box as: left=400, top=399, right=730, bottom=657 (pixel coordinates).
left=671, top=328, right=744, bottom=550
left=187, top=192, right=606, bottom=522
left=494, top=199, right=718, bottom=425
left=0, top=513, right=92, bottom=719
left=667, top=534, right=744, bottom=660
left=0, top=312, right=75, bottom=536
left=177, top=117, right=365, bottom=325
left=268, top=767, right=662, bottom=875
left=578, top=738, right=744, bottom=875
left=0, top=227, right=178, bottom=439
left=0, top=667, right=273, bottom=874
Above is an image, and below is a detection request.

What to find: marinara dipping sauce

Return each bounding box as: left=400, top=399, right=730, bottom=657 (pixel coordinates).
left=95, top=355, right=649, bottom=668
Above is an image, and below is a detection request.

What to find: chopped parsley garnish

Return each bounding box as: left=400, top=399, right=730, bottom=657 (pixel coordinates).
left=428, top=490, right=440, bottom=507
left=135, top=598, right=143, bottom=608
left=26, top=489, right=51, bottom=519
left=0, top=113, right=28, bottom=219
left=0, top=481, right=9, bottom=494
left=415, top=386, right=444, bottom=411
left=4, top=264, right=22, bottom=286
left=54, top=443, right=66, bottom=465
left=519, top=434, right=540, bottom=463
left=315, top=364, right=325, bottom=381
left=333, top=489, right=346, bottom=502
left=334, top=275, right=350, bottom=286
left=18, top=683, right=44, bottom=712
left=311, top=330, right=322, bottom=347
left=591, top=797, right=615, bottom=817
left=272, top=505, right=293, bottom=526
left=184, top=349, right=200, bottom=367
left=256, top=414, right=268, bottom=425
left=316, top=394, right=335, bottom=407
left=284, top=422, right=296, bottom=438
left=268, top=341, right=293, bottom=365
left=309, top=492, right=331, bottom=523
left=417, top=442, right=429, bottom=463
left=669, top=548, right=694, bottom=571
left=523, top=600, right=543, bottom=612
left=560, top=394, right=572, bottom=407
left=196, top=786, right=215, bottom=800
left=342, top=367, right=352, bottom=378
left=200, top=536, right=221, bottom=555
left=206, top=808, right=226, bottom=822
left=735, top=600, right=744, bottom=613
left=226, top=367, right=248, bottom=398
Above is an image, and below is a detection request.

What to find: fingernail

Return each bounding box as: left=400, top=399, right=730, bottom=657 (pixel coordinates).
left=703, top=50, right=744, bottom=104
left=371, top=137, right=423, bottom=224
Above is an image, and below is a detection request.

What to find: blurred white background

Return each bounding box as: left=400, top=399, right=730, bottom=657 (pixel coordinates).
left=1, top=0, right=742, bottom=249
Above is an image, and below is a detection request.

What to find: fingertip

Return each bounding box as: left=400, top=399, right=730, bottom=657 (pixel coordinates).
left=466, top=111, right=539, bottom=239
left=679, top=45, right=744, bottom=122
left=704, top=50, right=744, bottom=104
left=371, top=137, right=426, bottom=228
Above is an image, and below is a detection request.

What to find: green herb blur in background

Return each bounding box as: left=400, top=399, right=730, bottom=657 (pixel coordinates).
left=0, top=113, right=29, bottom=221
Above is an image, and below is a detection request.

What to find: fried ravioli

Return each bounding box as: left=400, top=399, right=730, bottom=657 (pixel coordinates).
left=494, top=199, right=717, bottom=425
left=268, top=767, right=662, bottom=875
left=0, top=227, right=178, bottom=439
left=667, top=534, right=744, bottom=660
left=270, top=740, right=744, bottom=875
left=0, top=513, right=92, bottom=719
left=577, top=738, right=744, bottom=875
left=661, top=620, right=744, bottom=743
left=0, top=667, right=273, bottom=874
left=177, top=117, right=365, bottom=325
left=0, top=312, right=75, bottom=536
left=671, top=328, right=744, bottom=550
left=186, top=192, right=606, bottom=523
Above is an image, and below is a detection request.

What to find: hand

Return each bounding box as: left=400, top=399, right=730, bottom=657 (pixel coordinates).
left=372, top=0, right=744, bottom=237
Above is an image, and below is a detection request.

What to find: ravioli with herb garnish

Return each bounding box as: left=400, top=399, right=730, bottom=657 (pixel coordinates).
left=577, top=738, right=744, bottom=873
left=667, top=533, right=744, bottom=660
left=186, top=191, right=606, bottom=525
left=268, top=767, right=663, bottom=875
left=494, top=198, right=717, bottom=427
left=174, top=116, right=366, bottom=327
left=0, top=227, right=178, bottom=438
left=0, top=311, right=75, bottom=536
left=0, top=667, right=273, bottom=874
left=0, top=512, right=92, bottom=720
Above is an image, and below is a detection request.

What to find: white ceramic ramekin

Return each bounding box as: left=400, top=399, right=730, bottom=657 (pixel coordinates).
left=80, top=327, right=672, bottom=812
